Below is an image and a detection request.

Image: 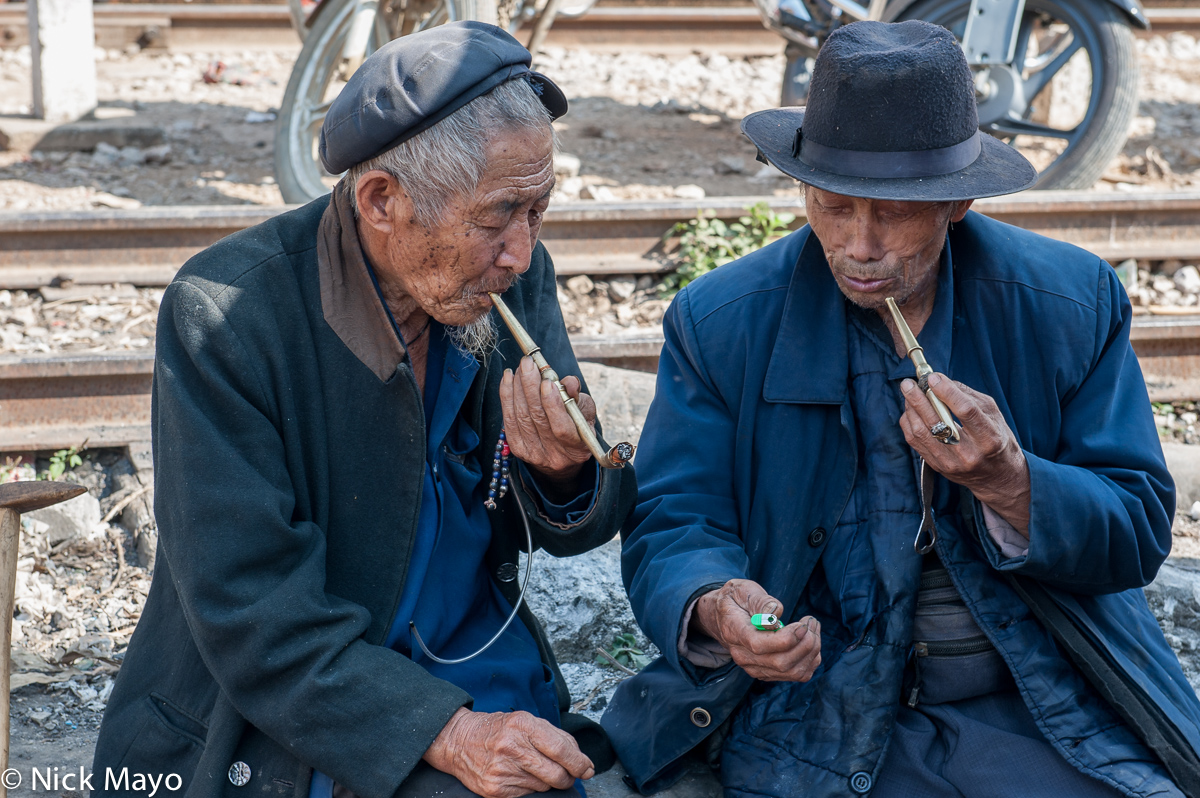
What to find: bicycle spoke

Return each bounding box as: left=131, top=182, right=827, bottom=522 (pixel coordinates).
left=1022, top=34, right=1082, bottom=102
left=1011, top=11, right=1036, bottom=73
left=300, top=98, right=335, bottom=132
left=1023, top=28, right=1070, bottom=70
left=987, top=117, right=1077, bottom=141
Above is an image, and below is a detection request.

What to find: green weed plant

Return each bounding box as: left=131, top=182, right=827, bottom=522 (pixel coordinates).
left=596, top=632, right=651, bottom=672
left=659, top=202, right=796, bottom=296
left=41, top=444, right=84, bottom=482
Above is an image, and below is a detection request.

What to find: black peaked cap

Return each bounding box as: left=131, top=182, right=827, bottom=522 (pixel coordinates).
left=319, top=21, right=567, bottom=175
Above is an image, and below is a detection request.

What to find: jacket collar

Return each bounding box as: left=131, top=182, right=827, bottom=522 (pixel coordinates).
left=763, top=227, right=955, bottom=404
left=764, top=229, right=851, bottom=404
left=317, top=182, right=408, bottom=382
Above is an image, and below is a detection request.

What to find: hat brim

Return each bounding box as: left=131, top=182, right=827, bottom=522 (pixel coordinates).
left=741, top=107, right=1038, bottom=202
left=529, top=71, right=568, bottom=120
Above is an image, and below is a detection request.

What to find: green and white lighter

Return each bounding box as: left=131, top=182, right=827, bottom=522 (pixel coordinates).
left=751, top=613, right=783, bottom=632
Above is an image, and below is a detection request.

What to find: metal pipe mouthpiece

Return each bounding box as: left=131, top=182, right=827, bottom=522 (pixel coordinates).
left=488, top=292, right=636, bottom=468
left=885, top=297, right=960, bottom=445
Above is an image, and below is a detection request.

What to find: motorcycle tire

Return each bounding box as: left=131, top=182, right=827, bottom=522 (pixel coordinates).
left=896, top=0, right=1138, bottom=189
left=780, top=50, right=814, bottom=107
left=274, top=0, right=500, bottom=204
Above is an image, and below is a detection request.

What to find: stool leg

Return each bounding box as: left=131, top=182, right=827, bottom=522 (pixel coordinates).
left=0, top=507, right=21, bottom=798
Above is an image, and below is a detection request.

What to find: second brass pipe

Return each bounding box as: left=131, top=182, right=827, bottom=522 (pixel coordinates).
left=885, top=297, right=960, bottom=445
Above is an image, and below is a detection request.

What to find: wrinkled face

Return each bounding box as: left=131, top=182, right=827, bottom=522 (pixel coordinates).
left=804, top=185, right=966, bottom=311
left=375, top=125, right=555, bottom=326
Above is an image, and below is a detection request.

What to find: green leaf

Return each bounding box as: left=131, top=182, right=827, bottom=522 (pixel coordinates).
left=597, top=633, right=651, bottom=672
left=660, top=202, right=796, bottom=298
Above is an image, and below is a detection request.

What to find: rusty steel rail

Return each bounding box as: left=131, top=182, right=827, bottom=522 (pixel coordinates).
left=0, top=335, right=667, bottom=452
left=0, top=206, right=281, bottom=289
left=1129, top=315, right=1200, bottom=402
left=0, top=3, right=1192, bottom=50
left=3, top=315, right=1200, bottom=452
left=4, top=191, right=1200, bottom=288
left=0, top=351, right=155, bottom=453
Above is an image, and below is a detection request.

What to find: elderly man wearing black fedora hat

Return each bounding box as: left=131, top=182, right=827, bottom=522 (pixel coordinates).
left=92, top=21, right=636, bottom=798
left=604, top=19, right=1200, bottom=798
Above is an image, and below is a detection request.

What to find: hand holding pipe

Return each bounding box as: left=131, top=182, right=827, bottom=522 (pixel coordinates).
left=0, top=481, right=86, bottom=798
left=885, top=297, right=960, bottom=445
left=488, top=292, right=635, bottom=468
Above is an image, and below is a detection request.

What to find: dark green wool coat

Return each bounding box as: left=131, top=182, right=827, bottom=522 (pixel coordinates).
left=92, top=196, right=637, bottom=798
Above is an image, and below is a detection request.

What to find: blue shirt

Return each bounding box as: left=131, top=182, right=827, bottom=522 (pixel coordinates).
left=311, top=289, right=597, bottom=798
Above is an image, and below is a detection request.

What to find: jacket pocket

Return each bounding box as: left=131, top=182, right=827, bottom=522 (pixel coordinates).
left=99, top=695, right=207, bottom=795
left=147, top=692, right=208, bottom=747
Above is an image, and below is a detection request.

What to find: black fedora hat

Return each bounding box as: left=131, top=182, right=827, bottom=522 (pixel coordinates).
left=742, top=20, right=1037, bottom=201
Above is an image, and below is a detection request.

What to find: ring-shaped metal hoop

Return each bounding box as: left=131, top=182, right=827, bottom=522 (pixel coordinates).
left=914, top=459, right=938, bottom=555
left=410, top=489, right=534, bottom=665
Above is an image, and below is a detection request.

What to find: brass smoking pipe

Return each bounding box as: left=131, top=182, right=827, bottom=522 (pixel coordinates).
left=488, top=292, right=635, bottom=468
left=885, top=297, right=960, bottom=445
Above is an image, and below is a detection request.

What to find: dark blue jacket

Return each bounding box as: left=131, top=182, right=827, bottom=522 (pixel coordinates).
left=603, top=212, right=1200, bottom=796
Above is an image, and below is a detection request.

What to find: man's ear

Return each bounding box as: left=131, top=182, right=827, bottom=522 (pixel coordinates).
left=950, top=199, right=974, bottom=223
left=354, top=170, right=411, bottom=235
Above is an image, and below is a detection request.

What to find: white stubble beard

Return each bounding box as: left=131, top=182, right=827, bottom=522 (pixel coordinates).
left=446, top=306, right=500, bottom=361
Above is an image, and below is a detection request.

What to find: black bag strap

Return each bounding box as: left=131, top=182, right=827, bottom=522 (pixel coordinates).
left=1006, top=573, right=1200, bottom=798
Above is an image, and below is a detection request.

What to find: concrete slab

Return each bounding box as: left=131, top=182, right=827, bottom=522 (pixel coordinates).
left=579, top=361, right=657, bottom=448
left=34, top=120, right=165, bottom=152
left=0, top=115, right=49, bottom=152
left=0, top=115, right=165, bottom=153
left=1164, top=442, right=1200, bottom=511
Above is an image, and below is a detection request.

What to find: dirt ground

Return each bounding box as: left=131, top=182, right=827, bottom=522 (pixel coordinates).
left=1, top=32, right=1200, bottom=208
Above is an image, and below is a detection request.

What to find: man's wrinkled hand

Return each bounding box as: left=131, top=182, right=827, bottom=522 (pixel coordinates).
left=899, top=372, right=1031, bottom=533
left=693, top=579, right=822, bottom=682
left=499, top=356, right=597, bottom=490
left=423, top=708, right=594, bottom=798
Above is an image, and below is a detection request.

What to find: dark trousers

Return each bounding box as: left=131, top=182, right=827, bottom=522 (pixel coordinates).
left=872, top=689, right=1178, bottom=798
left=333, top=763, right=583, bottom=798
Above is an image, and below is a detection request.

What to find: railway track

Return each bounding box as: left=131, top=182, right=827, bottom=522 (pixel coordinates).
left=5, top=190, right=1200, bottom=288
left=3, top=190, right=1200, bottom=451
left=0, top=3, right=1195, bottom=50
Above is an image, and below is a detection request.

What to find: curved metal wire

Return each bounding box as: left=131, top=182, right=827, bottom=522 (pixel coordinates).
left=409, top=489, right=535, bottom=665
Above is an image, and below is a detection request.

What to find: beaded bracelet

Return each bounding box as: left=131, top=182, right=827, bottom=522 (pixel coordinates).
left=484, top=429, right=510, bottom=511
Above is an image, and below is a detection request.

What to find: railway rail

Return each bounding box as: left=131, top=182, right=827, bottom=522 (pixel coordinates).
left=0, top=3, right=1195, bottom=50
left=4, top=190, right=1200, bottom=451
left=5, top=191, right=1200, bottom=288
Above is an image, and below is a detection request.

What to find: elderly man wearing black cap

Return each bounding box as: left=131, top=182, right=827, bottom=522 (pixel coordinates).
left=604, top=19, right=1200, bottom=798
left=92, top=22, right=635, bottom=798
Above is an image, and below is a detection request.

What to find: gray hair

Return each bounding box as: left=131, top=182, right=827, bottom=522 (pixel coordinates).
left=347, top=77, right=558, bottom=227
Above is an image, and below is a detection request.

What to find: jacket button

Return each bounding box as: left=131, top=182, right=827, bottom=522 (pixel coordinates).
left=228, top=762, right=251, bottom=787
left=690, top=707, right=712, bottom=728
left=808, top=527, right=826, bottom=547
left=849, top=771, right=872, bottom=794
left=496, top=563, right=519, bottom=583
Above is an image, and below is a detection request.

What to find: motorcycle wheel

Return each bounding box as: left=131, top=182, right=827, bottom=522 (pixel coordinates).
left=274, top=0, right=500, bottom=203
left=780, top=48, right=814, bottom=107
left=897, top=0, right=1137, bottom=189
